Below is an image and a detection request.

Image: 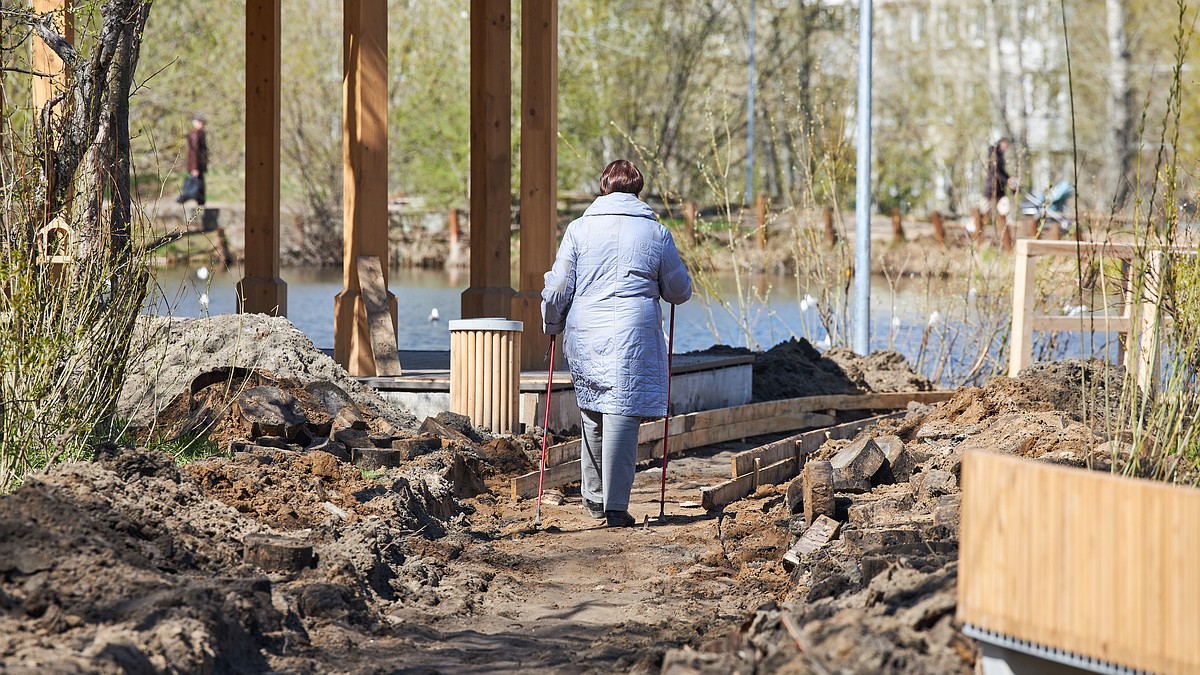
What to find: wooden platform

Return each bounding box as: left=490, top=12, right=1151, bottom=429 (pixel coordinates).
left=353, top=350, right=754, bottom=392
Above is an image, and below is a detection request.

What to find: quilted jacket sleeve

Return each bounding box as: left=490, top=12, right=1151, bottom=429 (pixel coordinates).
left=541, top=226, right=577, bottom=335
left=657, top=227, right=692, bottom=305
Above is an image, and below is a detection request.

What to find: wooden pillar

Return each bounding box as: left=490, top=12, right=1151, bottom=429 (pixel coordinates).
left=463, top=0, right=515, bottom=320
left=335, top=0, right=395, bottom=375
left=31, top=0, right=73, bottom=114
left=512, top=0, right=557, bottom=369
left=755, top=193, right=768, bottom=248
left=931, top=210, right=945, bottom=246
left=238, top=0, right=287, bottom=317
left=1008, top=239, right=1036, bottom=377
left=448, top=208, right=460, bottom=247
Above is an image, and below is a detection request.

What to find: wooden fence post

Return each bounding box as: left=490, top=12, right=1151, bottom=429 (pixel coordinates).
left=823, top=205, right=836, bottom=246
left=931, top=210, right=945, bottom=246
left=971, top=207, right=984, bottom=244
left=448, top=208, right=459, bottom=247
left=1008, top=239, right=1036, bottom=377
left=891, top=208, right=905, bottom=243
left=755, top=193, right=768, bottom=249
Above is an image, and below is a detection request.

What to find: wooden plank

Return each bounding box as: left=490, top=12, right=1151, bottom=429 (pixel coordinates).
left=355, top=256, right=401, bottom=376
left=1008, top=239, right=1037, bottom=377
left=1030, top=315, right=1132, bottom=333
left=543, top=391, right=951, bottom=468
left=782, top=514, right=841, bottom=570
left=700, top=455, right=798, bottom=511
left=958, top=450, right=1200, bottom=674
left=731, top=413, right=901, bottom=478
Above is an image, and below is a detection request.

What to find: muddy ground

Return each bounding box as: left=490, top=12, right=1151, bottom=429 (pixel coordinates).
left=0, top=321, right=1166, bottom=673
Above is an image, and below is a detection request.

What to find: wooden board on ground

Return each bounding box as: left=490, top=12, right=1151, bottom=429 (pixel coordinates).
left=730, top=412, right=902, bottom=478
left=782, top=514, right=841, bottom=571
left=513, top=411, right=835, bottom=499
left=542, top=391, right=951, bottom=468
left=700, top=414, right=899, bottom=511
left=356, top=256, right=402, bottom=376
left=958, top=450, right=1200, bottom=674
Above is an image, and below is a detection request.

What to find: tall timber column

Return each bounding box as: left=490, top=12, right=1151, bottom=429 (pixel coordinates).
left=512, top=0, right=558, bottom=369
left=462, top=0, right=515, bottom=320
left=238, top=0, right=287, bottom=316
left=335, top=0, right=395, bottom=375
left=31, top=0, right=73, bottom=114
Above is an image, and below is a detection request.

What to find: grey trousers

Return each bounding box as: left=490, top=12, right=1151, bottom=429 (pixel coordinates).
left=579, top=409, right=640, bottom=512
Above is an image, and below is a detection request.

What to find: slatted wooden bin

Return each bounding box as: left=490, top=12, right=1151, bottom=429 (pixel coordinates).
left=449, top=319, right=522, bottom=434
left=959, top=450, right=1200, bottom=674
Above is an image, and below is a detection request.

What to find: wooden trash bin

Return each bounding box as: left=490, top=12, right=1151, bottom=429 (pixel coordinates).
left=449, top=318, right=523, bottom=434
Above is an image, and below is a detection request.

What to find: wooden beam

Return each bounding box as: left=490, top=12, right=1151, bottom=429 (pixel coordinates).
left=462, top=0, right=515, bottom=319
left=1008, top=239, right=1036, bottom=377
left=238, top=0, right=287, bottom=317
left=730, top=412, right=901, bottom=478
left=542, top=391, right=950, bottom=469
left=335, top=0, right=395, bottom=375
left=512, top=0, right=558, bottom=369
left=958, top=450, right=1200, bottom=674
left=356, top=257, right=402, bottom=376
left=1030, top=315, right=1132, bottom=333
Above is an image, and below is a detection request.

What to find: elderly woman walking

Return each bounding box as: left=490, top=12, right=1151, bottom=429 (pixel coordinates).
left=541, top=160, right=692, bottom=527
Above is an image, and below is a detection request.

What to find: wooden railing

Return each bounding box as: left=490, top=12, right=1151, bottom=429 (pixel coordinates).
left=1008, top=239, right=1176, bottom=389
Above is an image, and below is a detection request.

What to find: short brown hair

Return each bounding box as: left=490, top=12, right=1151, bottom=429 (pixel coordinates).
left=599, top=159, right=644, bottom=196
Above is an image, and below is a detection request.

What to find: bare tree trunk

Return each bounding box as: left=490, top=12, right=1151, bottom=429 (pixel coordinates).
left=984, top=0, right=1012, bottom=142
left=1007, top=0, right=1029, bottom=186
left=1106, top=0, right=1133, bottom=209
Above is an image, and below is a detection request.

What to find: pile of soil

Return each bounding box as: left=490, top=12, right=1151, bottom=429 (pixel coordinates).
left=119, top=315, right=416, bottom=431
left=694, top=338, right=931, bottom=402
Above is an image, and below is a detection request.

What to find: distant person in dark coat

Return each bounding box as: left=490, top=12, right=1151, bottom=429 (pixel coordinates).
left=176, top=115, right=208, bottom=205
left=982, top=137, right=1017, bottom=217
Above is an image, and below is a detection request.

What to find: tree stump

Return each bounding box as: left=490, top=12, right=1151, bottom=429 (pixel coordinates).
left=244, top=534, right=314, bottom=573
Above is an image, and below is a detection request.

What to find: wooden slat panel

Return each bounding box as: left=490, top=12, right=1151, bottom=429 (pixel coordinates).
left=700, top=456, right=798, bottom=511
left=958, top=451, right=1200, bottom=674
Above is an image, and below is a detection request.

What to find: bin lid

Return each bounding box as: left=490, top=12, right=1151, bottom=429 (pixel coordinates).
left=448, top=318, right=524, bottom=332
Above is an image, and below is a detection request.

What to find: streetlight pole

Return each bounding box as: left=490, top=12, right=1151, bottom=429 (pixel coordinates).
left=853, top=0, right=873, bottom=355
left=745, top=0, right=757, bottom=204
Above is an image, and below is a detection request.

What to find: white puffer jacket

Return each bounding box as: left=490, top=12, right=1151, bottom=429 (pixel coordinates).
left=541, top=192, right=692, bottom=417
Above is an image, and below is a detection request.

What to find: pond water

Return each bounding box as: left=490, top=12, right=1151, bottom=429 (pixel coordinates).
left=151, top=264, right=1119, bottom=385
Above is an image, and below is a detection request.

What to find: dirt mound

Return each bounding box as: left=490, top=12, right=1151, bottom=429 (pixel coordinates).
left=119, top=315, right=417, bottom=431
left=825, top=347, right=934, bottom=394
left=694, top=338, right=929, bottom=402
left=0, top=446, right=476, bottom=672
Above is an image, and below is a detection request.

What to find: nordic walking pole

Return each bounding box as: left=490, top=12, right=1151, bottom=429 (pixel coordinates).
left=658, top=304, right=676, bottom=522
left=534, top=334, right=557, bottom=528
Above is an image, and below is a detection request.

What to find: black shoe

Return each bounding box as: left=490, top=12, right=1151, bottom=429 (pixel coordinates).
left=583, top=499, right=604, bottom=520
left=605, top=510, right=636, bottom=528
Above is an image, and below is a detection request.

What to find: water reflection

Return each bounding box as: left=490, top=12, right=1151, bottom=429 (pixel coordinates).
left=151, top=265, right=1119, bottom=385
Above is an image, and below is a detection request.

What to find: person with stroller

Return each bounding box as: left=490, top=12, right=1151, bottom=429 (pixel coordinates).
left=541, top=160, right=692, bottom=527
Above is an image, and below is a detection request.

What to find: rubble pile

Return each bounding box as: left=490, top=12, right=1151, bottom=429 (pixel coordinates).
left=664, top=359, right=1126, bottom=675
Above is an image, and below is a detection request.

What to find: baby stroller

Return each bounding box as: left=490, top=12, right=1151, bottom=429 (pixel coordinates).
left=1019, top=181, right=1074, bottom=235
